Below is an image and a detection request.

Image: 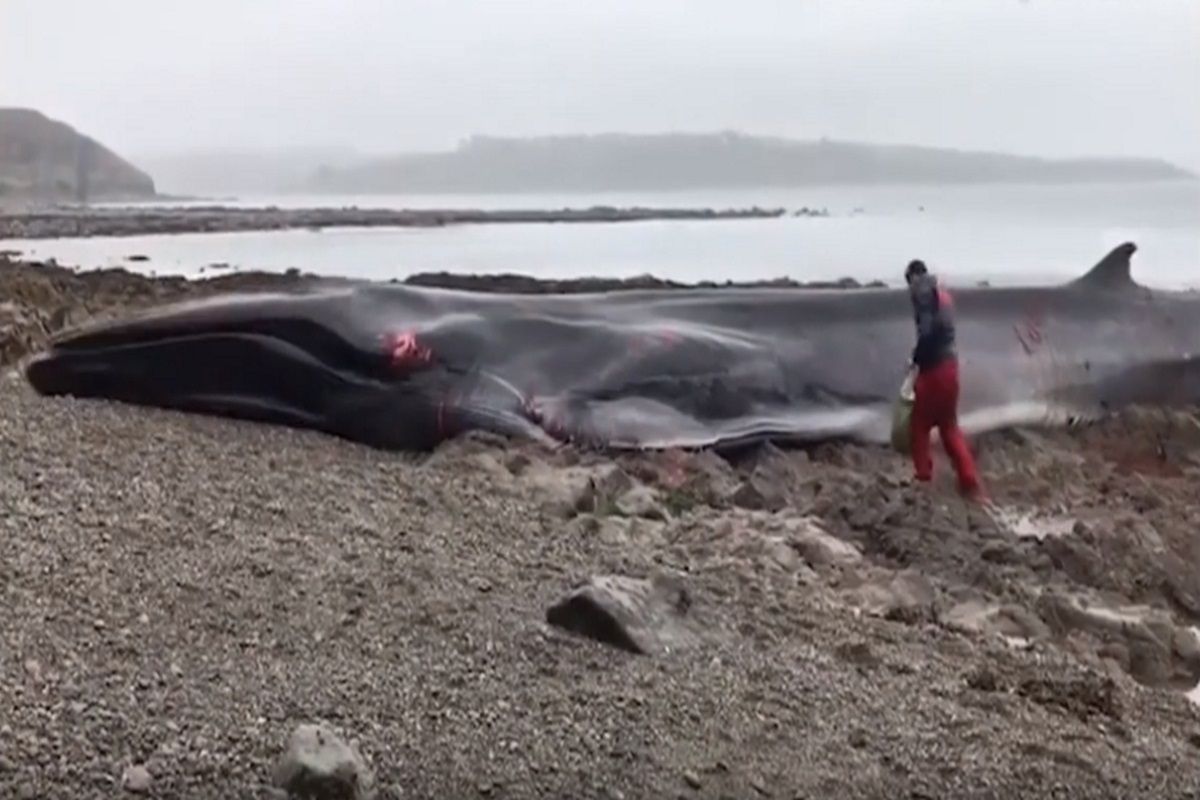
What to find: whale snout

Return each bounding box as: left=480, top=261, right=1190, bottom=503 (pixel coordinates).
left=25, top=349, right=122, bottom=398
left=25, top=353, right=59, bottom=395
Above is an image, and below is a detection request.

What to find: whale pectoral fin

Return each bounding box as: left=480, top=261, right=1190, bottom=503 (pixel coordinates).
left=1072, top=242, right=1138, bottom=291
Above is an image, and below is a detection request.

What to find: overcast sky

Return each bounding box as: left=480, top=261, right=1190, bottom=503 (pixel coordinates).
left=2, top=0, right=1197, bottom=169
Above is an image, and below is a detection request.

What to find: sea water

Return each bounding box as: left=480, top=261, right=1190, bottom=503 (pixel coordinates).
left=5, top=181, right=1198, bottom=289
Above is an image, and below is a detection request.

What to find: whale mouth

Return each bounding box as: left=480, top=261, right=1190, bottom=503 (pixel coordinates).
left=26, top=316, right=548, bottom=452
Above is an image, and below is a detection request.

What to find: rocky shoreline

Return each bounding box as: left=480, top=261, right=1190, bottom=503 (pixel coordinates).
left=1, top=255, right=1199, bottom=798
left=0, top=204, right=788, bottom=240
left=401, top=269, right=882, bottom=295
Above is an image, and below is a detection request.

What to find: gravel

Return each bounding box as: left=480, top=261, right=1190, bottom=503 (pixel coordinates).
left=1, top=375, right=1199, bottom=799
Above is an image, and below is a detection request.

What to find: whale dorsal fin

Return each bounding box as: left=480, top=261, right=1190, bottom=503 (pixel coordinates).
left=1072, top=242, right=1139, bottom=290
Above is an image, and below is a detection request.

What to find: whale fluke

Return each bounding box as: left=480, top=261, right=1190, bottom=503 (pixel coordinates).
left=1072, top=242, right=1138, bottom=291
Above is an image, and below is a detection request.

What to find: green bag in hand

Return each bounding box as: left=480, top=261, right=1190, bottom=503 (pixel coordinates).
left=890, top=369, right=916, bottom=454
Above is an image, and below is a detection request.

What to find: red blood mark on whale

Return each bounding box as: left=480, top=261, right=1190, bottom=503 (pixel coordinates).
left=383, top=331, right=432, bottom=370
left=1014, top=306, right=1046, bottom=356
left=628, top=328, right=682, bottom=355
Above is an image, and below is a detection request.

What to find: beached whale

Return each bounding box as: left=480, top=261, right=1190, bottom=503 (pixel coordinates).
left=23, top=242, right=1200, bottom=452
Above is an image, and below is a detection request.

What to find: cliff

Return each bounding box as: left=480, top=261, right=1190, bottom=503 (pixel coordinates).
left=0, top=108, right=156, bottom=203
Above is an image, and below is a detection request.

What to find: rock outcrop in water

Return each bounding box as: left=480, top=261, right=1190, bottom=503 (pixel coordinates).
left=0, top=204, right=783, bottom=239
left=0, top=108, right=156, bottom=203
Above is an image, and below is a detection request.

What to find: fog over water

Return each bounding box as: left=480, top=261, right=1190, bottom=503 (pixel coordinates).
left=10, top=182, right=1197, bottom=289
left=2, top=0, right=1197, bottom=178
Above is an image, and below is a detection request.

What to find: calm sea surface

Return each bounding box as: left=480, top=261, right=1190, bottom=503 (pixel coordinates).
left=6, top=181, right=1198, bottom=289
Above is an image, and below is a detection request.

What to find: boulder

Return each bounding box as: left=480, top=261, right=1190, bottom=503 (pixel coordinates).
left=728, top=477, right=787, bottom=512
left=546, top=573, right=693, bottom=655
left=943, top=600, right=1050, bottom=643
left=1163, top=557, right=1200, bottom=617
left=121, top=764, right=152, bottom=794
left=786, top=516, right=863, bottom=568
left=521, top=462, right=633, bottom=518
left=592, top=515, right=668, bottom=549
left=846, top=569, right=936, bottom=623
left=273, top=723, right=376, bottom=800
left=615, top=485, right=669, bottom=520
left=1036, top=591, right=1200, bottom=687
left=1040, top=535, right=1105, bottom=586
left=725, top=443, right=799, bottom=511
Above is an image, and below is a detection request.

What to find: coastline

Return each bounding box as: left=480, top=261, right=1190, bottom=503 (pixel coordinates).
left=0, top=204, right=788, bottom=241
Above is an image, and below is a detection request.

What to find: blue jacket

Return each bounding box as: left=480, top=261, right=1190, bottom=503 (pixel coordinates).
left=909, top=273, right=957, bottom=370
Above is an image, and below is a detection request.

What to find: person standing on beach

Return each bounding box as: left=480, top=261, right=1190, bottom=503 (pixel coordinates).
left=904, top=259, right=984, bottom=501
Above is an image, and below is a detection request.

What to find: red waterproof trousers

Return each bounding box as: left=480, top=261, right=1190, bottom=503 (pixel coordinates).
left=910, top=358, right=981, bottom=495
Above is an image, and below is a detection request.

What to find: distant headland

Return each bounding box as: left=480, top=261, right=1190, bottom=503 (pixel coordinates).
left=0, top=108, right=156, bottom=203
left=307, top=132, right=1194, bottom=194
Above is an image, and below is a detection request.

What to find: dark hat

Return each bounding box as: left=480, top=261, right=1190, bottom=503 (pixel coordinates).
left=904, top=260, right=928, bottom=282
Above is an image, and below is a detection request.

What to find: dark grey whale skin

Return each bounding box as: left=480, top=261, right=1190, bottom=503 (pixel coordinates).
left=23, top=242, right=1200, bottom=452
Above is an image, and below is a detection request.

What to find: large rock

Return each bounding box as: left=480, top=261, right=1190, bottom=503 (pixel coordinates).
left=943, top=600, right=1051, bottom=643
left=572, top=513, right=669, bottom=550
left=0, top=301, right=48, bottom=366
left=1036, top=591, right=1200, bottom=687
left=1040, top=535, right=1105, bottom=586
left=728, top=477, right=787, bottom=512
left=844, top=569, right=937, bottom=623
left=786, top=515, right=863, bottom=569
left=725, top=442, right=801, bottom=511
left=1162, top=556, right=1200, bottom=617
left=273, top=723, right=377, bottom=800
left=121, top=764, right=153, bottom=794
left=689, top=512, right=818, bottom=581
left=523, top=462, right=633, bottom=518
left=614, top=485, right=669, bottom=520
left=546, top=573, right=694, bottom=655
